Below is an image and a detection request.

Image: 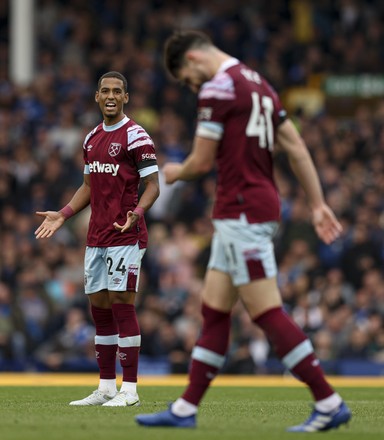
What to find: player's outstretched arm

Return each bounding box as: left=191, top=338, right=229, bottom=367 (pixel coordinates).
left=35, top=211, right=66, bottom=239
left=276, top=119, right=342, bottom=244
left=163, top=136, right=218, bottom=184
left=35, top=178, right=91, bottom=239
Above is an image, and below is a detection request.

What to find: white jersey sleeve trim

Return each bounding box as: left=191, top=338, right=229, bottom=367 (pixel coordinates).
left=196, top=121, right=224, bottom=140
left=127, top=124, right=154, bottom=151
left=83, top=125, right=99, bottom=150
left=139, top=164, right=158, bottom=178
left=128, top=138, right=153, bottom=151
left=199, top=71, right=235, bottom=101
left=84, top=164, right=90, bottom=174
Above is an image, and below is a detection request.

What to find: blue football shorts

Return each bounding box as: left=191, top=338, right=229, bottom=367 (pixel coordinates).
left=208, top=214, right=279, bottom=286
left=84, top=244, right=146, bottom=294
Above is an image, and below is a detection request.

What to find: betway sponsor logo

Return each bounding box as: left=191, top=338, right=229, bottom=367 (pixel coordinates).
left=89, top=161, right=120, bottom=176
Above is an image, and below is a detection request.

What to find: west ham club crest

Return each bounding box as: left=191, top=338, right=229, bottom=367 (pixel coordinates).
left=108, top=142, right=122, bottom=157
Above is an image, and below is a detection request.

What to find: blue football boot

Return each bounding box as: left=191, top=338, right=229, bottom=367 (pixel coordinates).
left=135, top=407, right=196, bottom=428
left=287, top=402, right=351, bottom=432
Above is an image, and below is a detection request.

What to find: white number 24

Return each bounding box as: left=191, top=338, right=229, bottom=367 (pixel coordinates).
left=246, top=92, right=274, bottom=151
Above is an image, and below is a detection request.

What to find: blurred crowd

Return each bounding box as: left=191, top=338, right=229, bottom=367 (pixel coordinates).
left=1, top=0, right=384, bottom=375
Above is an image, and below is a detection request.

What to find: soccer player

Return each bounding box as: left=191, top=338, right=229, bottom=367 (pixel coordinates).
left=35, top=71, right=160, bottom=407
left=135, top=31, right=351, bottom=431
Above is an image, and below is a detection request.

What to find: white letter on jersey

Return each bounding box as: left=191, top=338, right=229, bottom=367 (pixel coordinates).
left=241, top=68, right=262, bottom=84
left=246, top=92, right=274, bottom=151
left=89, top=161, right=120, bottom=176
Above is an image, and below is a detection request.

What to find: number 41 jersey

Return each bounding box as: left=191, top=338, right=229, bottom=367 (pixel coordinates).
left=196, top=58, right=287, bottom=224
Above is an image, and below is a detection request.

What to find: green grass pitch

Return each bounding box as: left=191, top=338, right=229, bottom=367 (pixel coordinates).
left=0, top=386, right=383, bottom=440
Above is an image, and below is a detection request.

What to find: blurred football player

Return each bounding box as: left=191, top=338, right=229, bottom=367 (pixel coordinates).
left=136, top=31, right=350, bottom=432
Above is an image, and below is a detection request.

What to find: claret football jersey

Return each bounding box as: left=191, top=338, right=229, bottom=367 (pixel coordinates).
left=83, top=116, right=158, bottom=248
left=196, top=58, right=287, bottom=223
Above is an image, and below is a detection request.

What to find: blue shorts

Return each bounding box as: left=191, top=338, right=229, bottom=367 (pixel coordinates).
left=84, top=244, right=146, bottom=294
left=208, top=215, right=279, bottom=286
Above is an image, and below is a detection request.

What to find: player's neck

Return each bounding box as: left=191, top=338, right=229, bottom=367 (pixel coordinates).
left=103, top=113, right=126, bottom=127
left=209, top=48, right=233, bottom=76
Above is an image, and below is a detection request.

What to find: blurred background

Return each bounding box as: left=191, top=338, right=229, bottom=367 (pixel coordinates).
left=1, top=0, right=384, bottom=376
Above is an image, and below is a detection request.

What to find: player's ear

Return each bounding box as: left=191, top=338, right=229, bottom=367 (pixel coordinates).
left=95, top=91, right=99, bottom=103
left=185, top=49, right=199, bottom=63
left=124, top=92, right=129, bottom=104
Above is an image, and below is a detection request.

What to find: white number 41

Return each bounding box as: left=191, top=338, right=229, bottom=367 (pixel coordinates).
left=246, top=92, right=274, bottom=151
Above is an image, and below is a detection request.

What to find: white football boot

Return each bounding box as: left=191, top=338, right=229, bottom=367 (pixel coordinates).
left=102, top=391, right=140, bottom=407
left=69, top=389, right=117, bottom=406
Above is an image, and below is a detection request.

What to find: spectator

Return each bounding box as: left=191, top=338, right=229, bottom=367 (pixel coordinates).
left=34, top=306, right=96, bottom=371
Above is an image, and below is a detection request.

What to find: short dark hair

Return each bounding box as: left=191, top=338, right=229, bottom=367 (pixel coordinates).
left=97, top=71, right=128, bottom=92
left=164, top=30, right=213, bottom=78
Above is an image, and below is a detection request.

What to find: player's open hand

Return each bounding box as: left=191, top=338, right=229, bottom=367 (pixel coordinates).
left=163, top=163, right=182, bottom=184
left=312, top=204, right=343, bottom=245
left=35, top=211, right=66, bottom=239
left=113, top=211, right=139, bottom=233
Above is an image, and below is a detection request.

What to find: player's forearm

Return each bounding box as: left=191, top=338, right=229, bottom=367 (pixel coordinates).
left=288, top=153, right=325, bottom=209
left=178, top=154, right=211, bottom=181
left=278, top=120, right=326, bottom=209
left=61, top=183, right=91, bottom=218
left=137, top=175, right=160, bottom=213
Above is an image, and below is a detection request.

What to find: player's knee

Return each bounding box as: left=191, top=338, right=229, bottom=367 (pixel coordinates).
left=91, top=305, right=117, bottom=334
left=199, top=303, right=231, bottom=354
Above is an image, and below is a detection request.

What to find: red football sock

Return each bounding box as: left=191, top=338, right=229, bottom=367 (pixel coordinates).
left=254, top=307, right=334, bottom=401
left=182, top=303, right=231, bottom=406
left=112, top=303, right=140, bottom=383
left=91, top=305, right=118, bottom=379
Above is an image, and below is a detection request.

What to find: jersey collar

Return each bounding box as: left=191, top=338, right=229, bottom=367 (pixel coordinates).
left=103, top=115, right=130, bottom=132
left=218, top=57, right=239, bottom=73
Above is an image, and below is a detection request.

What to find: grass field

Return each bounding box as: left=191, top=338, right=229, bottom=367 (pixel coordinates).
left=0, top=376, right=384, bottom=440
